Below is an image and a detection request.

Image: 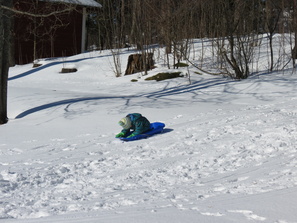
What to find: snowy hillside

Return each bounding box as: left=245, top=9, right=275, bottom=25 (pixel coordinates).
left=1, top=37, right=297, bottom=223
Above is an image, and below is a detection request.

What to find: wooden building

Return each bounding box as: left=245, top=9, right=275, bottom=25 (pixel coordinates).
left=13, top=0, right=101, bottom=65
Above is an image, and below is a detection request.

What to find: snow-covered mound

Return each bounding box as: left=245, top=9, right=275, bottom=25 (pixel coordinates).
left=1, top=40, right=297, bottom=222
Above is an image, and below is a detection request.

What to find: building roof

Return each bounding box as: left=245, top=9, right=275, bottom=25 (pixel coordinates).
left=39, top=0, right=102, bottom=8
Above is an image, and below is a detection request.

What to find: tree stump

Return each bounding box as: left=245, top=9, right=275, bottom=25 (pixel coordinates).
left=125, top=53, right=154, bottom=75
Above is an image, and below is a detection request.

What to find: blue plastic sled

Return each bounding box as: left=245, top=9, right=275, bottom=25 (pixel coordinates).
left=119, top=122, right=165, bottom=141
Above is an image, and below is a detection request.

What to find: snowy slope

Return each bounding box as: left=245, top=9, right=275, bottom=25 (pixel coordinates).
left=1, top=39, right=297, bottom=223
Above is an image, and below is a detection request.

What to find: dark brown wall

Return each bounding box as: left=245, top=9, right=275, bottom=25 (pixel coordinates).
left=13, top=0, right=83, bottom=64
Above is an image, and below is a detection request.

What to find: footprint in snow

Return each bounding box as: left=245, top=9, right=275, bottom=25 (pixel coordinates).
left=7, top=148, right=23, bottom=155
left=200, top=212, right=224, bottom=217
left=228, top=210, right=266, bottom=221
left=173, top=114, right=183, bottom=119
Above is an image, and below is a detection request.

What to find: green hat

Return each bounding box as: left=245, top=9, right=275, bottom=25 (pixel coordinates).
left=118, top=117, right=131, bottom=129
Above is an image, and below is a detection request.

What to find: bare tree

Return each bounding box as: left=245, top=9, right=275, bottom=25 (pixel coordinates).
left=210, top=0, right=260, bottom=79
left=263, top=0, right=282, bottom=71
left=292, top=0, right=297, bottom=65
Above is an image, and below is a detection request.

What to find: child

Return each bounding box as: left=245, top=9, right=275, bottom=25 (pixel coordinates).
left=116, top=113, right=151, bottom=138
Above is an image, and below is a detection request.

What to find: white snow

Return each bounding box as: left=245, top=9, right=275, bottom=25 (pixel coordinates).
left=1, top=36, right=297, bottom=223
left=39, top=0, right=102, bottom=8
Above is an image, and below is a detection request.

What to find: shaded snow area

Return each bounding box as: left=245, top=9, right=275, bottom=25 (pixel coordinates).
left=1, top=37, right=297, bottom=223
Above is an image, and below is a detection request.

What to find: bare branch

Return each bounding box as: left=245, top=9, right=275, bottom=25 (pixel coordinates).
left=0, top=4, right=74, bottom=18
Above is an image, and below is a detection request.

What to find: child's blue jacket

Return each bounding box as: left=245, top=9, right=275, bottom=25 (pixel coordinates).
left=121, top=113, right=151, bottom=136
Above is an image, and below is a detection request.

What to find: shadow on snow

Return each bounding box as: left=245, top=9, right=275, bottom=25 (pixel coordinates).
left=9, top=55, right=109, bottom=81
left=14, top=78, right=232, bottom=119
left=15, top=96, right=118, bottom=119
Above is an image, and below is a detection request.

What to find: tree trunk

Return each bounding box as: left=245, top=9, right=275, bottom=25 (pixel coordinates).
left=0, top=0, right=12, bottom=124
left=293, top=0, right=297, bottom=64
